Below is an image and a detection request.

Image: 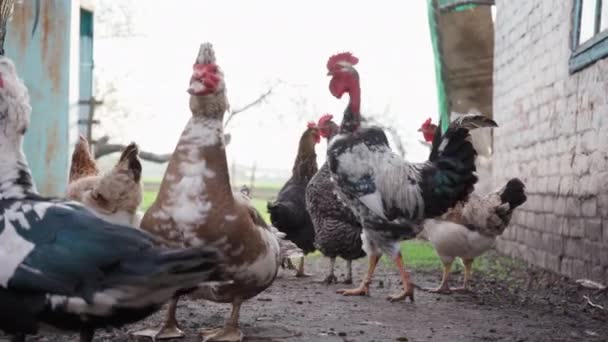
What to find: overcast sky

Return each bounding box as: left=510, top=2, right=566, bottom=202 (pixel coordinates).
left=94, top=0, right=438, bottom=175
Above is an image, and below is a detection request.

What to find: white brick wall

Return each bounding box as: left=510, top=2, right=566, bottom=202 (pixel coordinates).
left=492, top=0, right=608, bottom=283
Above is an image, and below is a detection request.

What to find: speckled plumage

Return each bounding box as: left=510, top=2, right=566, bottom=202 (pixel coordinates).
left=306, top=162, right=365, bottom=261
left=0, top=55, right=225, bottom=341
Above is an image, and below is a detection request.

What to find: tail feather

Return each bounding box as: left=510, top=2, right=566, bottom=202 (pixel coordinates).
left=117, top=142, right=142, bottom=183
left=423, top=114, right=497, bottom=218
left=110, top=246, right=225, bottom=290
left=500, top=178, right=527, bottom=210
left=69, top=134, right=99, bottom=182
left=270, top=225, right=304, bottom=259
left=493, top=178, right=527, bottom=233
left=451, top=113, right=498, bottom=130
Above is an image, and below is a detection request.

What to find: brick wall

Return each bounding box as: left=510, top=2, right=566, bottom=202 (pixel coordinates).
left=492, top=0, right=608, bottom=283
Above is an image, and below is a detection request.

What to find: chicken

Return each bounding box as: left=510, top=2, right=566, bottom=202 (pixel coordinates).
left=69, top=134, right=99, bottom=182
left=418, top=118, right=441, bottom=149
left=421, top=178, right=527, bottom=293
left=418, top=117, right=438, bottom=143
left=321, top=52, right=498, bottom=302
left=0, top=55, right=225, bottom=342
left=67, top=142, right=143, bottom=227
left=306, top=114, right=365, bottom=284
left=131, top=43, right=301, bottom=342
left=267, top=121, right=320, bottom=277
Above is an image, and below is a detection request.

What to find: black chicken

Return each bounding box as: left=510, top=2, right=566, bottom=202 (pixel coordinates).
left=267, top=122, right=320, bottom=276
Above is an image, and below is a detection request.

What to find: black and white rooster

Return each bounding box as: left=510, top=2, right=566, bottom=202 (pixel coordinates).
left=0, top=56, right=225, bottom=342
left=321, top=52, right=498, bottom=302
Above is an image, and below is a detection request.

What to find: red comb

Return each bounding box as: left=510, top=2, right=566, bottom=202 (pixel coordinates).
left=317, top=113, right=334, bottom=127
left=307, top=121, right=317, bottom=129
left=327, top=52, right=359, bottom=70
left=422, top=117, right=432, bottom=125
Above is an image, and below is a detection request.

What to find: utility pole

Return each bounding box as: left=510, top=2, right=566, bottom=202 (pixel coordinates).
left=78, top=96, right=104, bottom=151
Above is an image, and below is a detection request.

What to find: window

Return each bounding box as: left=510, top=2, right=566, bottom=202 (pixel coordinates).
left=570, top=0, right=608, bottom=72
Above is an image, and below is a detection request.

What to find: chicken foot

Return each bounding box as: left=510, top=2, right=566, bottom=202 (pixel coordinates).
left=129, top=297, right=185, bottom=341
left=284, top=258, right=296, bottom=270
left=337, top=254, right=380, bottom=296
left=426, top=261, right=453, bottom=294
left=295, top=256, right=311, bottom=277
left=387, top=252, right=414, bottom=302
left=452, top=258, right=474, bottom=292
left=322, top=257, right=338, bottom=284
left=200, top=301, right=244, bottom=342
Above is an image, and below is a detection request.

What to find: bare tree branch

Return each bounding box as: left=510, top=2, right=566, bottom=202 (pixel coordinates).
left=363, top=105, right=407, bottom=158
left=93, top=137, right=171, bottom=163
left=223, top=82, right=281, bottom=128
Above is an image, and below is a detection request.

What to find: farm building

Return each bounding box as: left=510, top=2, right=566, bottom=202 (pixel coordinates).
left=430, top=0, right=608, bottom=283
left=4, top=0, right=95, bottom=196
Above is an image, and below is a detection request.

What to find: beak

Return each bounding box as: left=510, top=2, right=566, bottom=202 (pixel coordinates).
left=417, top=128, right=422, bottom=132
left=326, top=71, right=333, bottom=76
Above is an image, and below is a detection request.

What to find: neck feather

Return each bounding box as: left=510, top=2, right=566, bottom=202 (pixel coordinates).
left=339, top=77, right=361, bottom=134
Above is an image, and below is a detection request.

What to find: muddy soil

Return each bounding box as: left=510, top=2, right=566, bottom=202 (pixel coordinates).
left=20, top=252, right=608, bottom=342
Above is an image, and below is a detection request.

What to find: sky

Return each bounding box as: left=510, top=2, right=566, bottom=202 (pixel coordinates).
left=94, top=0, right=438, bottom=178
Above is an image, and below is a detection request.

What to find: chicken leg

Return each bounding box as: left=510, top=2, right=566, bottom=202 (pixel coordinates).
left=386, top=252, right=414, bottom=302
left=337, top=254, right=380, bottom=296
left=343, top=259, right=353, bottom=284
left=10, top=334, right=25, bottom=342
left=200, top=301, right=244, bottom=342
left=295, top=256, right=311, bottom=277
left=323, top=257, right=338, bottom=284
left=80, top=328, right=94, bottom=342
left=426, top=260, right=454, bottom=294
left=129, top=298, right=185, bottom=340
left=285, top=258, right=296, bottom=270
left=453, top=258, right=474, bottom=292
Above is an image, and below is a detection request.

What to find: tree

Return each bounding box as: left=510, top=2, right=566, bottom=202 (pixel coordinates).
left=92, top=84, right=280, bottom=162
left=89, top=1, right=281, bottom=163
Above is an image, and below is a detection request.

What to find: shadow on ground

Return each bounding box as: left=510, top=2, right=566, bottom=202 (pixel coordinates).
left=24, top=250, right=608, bottom=342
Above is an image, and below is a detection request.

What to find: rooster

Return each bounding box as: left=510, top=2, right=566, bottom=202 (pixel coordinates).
left=306, top=114, right=365, bottom=284
left=321, top=52, right=498, bottom=302
left=267, top=121, right=320, bottom=277
left=67, top=142, right=143, bottom=227
left=68, top=135, right=99, bottom=183
left=418, top=117, right=439, bottom=149
left=0, top=55, right=225, bottom=342
left=421, top=178, right=527, bottom=293
left=418, top=117, right=438, bottom=142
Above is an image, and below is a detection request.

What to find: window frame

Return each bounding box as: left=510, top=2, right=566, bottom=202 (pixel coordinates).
left=570, top=0, right=608, bottom=73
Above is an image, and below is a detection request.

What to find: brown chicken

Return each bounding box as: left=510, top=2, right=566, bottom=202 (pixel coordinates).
left=131, top=43, right=300, bottom=342
left=69, top=134, right=99, bottom=182
left=67, top=142, right=143, bottom=227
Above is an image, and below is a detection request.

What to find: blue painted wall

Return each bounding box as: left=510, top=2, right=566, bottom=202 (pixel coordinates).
left=4, top=1, right=73, bottom=196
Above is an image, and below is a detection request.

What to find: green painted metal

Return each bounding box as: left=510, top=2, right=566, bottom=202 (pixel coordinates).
left=570, top=0, right=608, bottom=73
left=428, top=0, right=450, bottom=133
left=4, top=1, right=74, bottom=195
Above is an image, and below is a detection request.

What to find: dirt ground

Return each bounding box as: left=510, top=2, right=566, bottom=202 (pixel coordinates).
left=22, top=252, right=608, bottom=342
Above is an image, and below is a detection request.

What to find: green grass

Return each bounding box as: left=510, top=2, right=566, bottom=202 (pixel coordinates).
left=141, top=191, right=157, bottom=211
left=139, top=189, right=518, bottom=278
left=251, top=198, right=271, bottom=222
left=397, top=240, right=443, bottom=270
